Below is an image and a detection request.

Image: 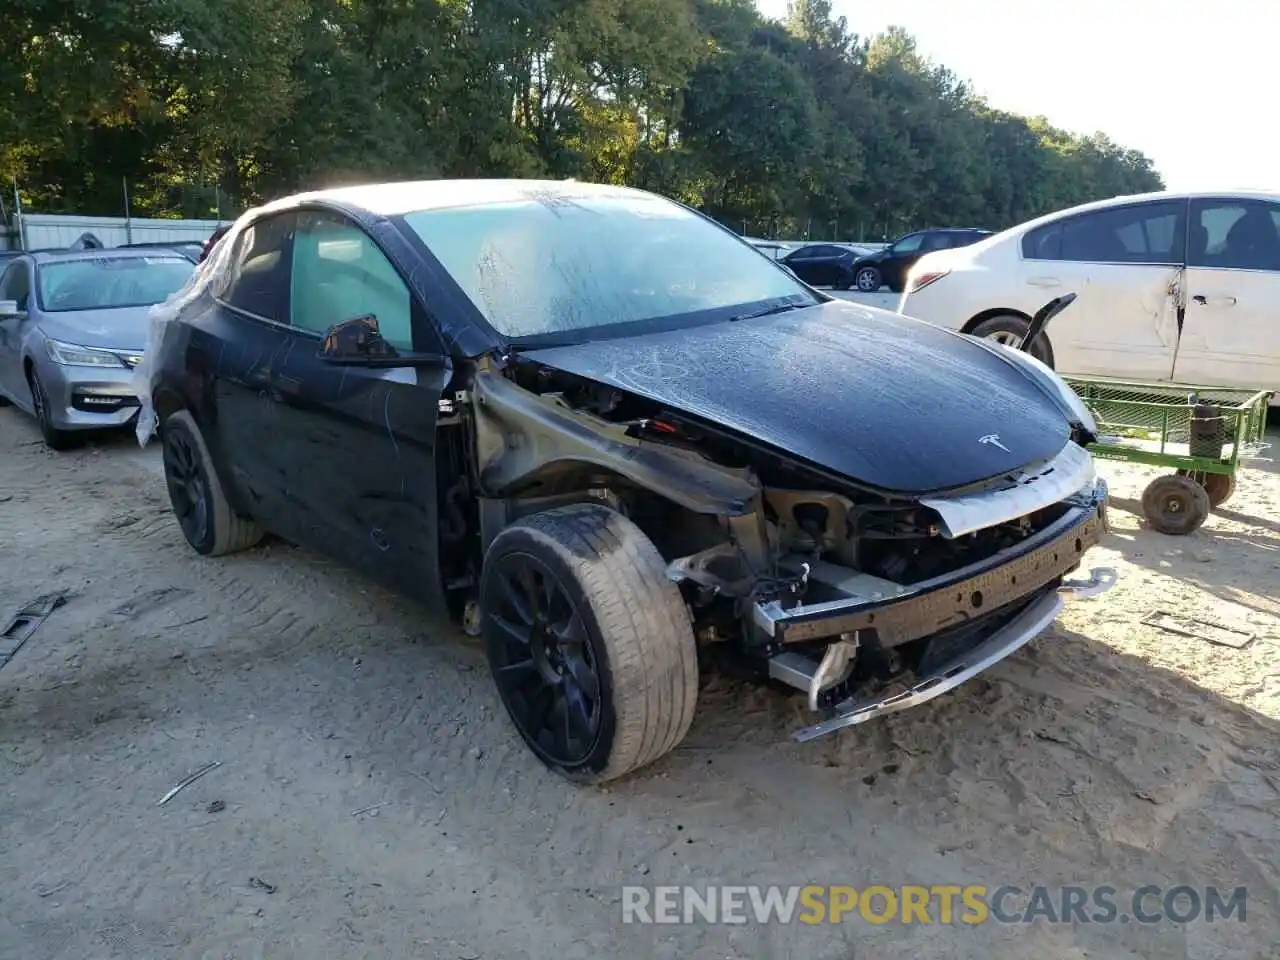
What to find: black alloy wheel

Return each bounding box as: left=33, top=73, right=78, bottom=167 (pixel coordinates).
left=484, top=552, right=603, bottom=767
left=163, top=424, right=212, bottom=550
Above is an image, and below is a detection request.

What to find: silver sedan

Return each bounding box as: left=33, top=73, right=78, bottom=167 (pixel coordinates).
left=0, top=248, right=195, bottom=449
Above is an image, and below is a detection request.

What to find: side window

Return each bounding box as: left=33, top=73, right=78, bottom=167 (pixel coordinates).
left=222, top=214, right=295, bottom=321
left=1189, top=199, right=1280, bottom=272
left=1056, top=202, right=1186, bottom=264
left=1022, top=223, right=1062, bottom=260
left=922, top=233, right=953, bottom=251
left=892, top=233, right=924, bottom=254
left=290, top=212, right=414, bottom=350
left=0, top=261, right=30, bottom=308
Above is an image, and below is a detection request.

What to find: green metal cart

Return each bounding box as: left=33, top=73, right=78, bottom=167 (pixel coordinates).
left=1062, top=377, right=1274, bottom=535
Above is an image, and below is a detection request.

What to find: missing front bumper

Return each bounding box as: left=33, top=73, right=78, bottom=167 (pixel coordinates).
left=753, top=478, right=1110, bottom=647
left=789, top=565, right=1116, bottom=742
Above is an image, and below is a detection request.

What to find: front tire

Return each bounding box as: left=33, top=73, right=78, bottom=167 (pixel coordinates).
left=161, top=410, right=264, bottom=556
left=480, top=503, right=699, bottom=784
left=970, top=313, right=1054, bottom=367
left=855, top=266, right=882, bottom=292
left=28, top=368, right=74, bottom=450
left=1142, top=474, right=1211, bottom=535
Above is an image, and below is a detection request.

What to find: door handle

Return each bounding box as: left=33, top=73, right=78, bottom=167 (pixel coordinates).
left=1192, top=295, right=1237, bottom=307
left=1027, top=276, right=1061, bottom=288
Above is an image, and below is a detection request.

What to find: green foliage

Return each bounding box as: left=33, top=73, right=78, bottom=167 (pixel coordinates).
left=0, top=0, right=1162, bottom=236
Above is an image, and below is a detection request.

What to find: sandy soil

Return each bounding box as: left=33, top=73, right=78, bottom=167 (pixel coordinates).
left=1, top=409, right=1278, bottom=960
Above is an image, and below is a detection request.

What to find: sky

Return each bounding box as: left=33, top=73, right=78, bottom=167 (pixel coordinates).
left=752, top=0, right=1274, bottom=192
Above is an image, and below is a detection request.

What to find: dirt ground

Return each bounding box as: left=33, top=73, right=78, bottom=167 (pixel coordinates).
left=1, top=408, right=1278, bottom=960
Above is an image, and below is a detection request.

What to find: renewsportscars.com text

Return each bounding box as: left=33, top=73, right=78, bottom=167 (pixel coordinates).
left=621, top=884, right=1247, bottom=926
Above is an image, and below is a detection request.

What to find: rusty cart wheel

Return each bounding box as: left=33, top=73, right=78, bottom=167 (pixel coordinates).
left=1141, top=474, right=1211, bottom=535
left=1176, top=469, right=1237, bottom=508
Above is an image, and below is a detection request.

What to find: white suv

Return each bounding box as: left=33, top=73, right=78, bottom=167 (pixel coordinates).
left=898, top=191, right=1280, bottom=402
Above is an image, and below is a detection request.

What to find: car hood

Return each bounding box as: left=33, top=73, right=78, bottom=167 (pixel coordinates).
left=36, top=307, right=152, bottom=351
left=522, top=300, right=1073, bottom=495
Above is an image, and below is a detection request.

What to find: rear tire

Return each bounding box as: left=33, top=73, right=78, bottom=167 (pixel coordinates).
left=1177, top=469, right=1236, bottom=508
left=161, top=410, right=264, bottom=556
left=28, top=368, right=75, bottom=451
left=480, top=503, right=699, bottom=784
left=1142, top=474, right=1211, bottom=535
left=969, top=313, right=1054, bottom=367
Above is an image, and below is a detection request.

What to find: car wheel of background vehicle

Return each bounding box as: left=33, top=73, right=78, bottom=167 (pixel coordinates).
left=161, top=410, right=264, bottom=556
left=480, top=503, right=699, bottom=785
left=27, top=368, right=74, bottom=450
left=1176, top=469, right=1236, bottom=508
left=855, top=266, right=881, bottom=292
left=1141, top=473, right=1211, bottom=535
left=969, top=314, right=1054, bottom=367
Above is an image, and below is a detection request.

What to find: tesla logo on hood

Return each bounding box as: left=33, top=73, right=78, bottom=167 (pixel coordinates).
left=979, top=434, right=1010, bottom=452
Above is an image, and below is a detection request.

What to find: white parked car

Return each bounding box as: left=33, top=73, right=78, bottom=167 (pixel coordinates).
left=898, top=191, right=1280, bottom=403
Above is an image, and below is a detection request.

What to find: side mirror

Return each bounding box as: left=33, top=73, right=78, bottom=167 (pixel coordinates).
left=1020, top=293, right=1077, bottom=352
left=0, top=299, right=24, bottom=320
left=319, top=315, right=400, bottom=364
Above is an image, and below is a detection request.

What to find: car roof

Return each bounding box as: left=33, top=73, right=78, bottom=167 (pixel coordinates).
left=121, top=240, right=202, bottom=248
left=1003, top=189, right=1280, bottom=237
left=29, top=247, right=194, bottom=265
left=265, top=178, right=655, bottom=219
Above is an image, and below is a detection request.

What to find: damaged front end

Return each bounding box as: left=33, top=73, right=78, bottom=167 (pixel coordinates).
left=467, top=357, right=1115, bottom=744
left=759, top=484, right=1112, bottom=741
left=668, top=441, right=1114, bottom=742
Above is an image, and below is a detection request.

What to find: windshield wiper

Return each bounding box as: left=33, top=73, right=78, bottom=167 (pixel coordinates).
left=506, top=337, right=587, bottom=352
left=730, top=300, right=813, bottom=322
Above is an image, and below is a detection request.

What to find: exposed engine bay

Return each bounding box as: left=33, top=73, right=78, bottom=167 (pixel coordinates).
left=448, top=355, right=1113, bottom=739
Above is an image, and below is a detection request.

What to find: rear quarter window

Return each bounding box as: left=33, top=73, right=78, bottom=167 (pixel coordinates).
left=1022, top=223, right=1062, bottom=260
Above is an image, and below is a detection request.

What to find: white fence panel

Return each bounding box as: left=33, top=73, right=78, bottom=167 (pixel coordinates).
left=8, top=214, right=225, bottom=250
left=126, top=217, right=225, bottom=246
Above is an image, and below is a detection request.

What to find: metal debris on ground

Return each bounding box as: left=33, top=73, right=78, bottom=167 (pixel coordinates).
left=156, top=760, right=223, bottom=806
left=33, top=880, right=71, bottom=898
left=206, top=799, right=226, bottom=814
left=1142, top=610, right=1255, bottom=649
left=0, top=592, right=68, bottom=671
left=351, top=801, right=392, bottom=817
left=249, top=877, right=277, bottom=894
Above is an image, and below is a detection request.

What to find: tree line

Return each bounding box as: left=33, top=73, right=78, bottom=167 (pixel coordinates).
left=0, top=0, right=1162, bottom=240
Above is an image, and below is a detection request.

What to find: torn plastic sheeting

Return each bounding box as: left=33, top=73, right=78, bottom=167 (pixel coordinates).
left=131, top=207, right=260, bottom=448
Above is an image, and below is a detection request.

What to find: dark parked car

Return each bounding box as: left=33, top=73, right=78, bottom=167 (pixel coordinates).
left=851, top=227, right=991, bottom=293
left=779, top=243, right=858, bottom=289
left=139, top=180, right=1113, bottom=784
left=200, top=224, right=231, bottom=263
